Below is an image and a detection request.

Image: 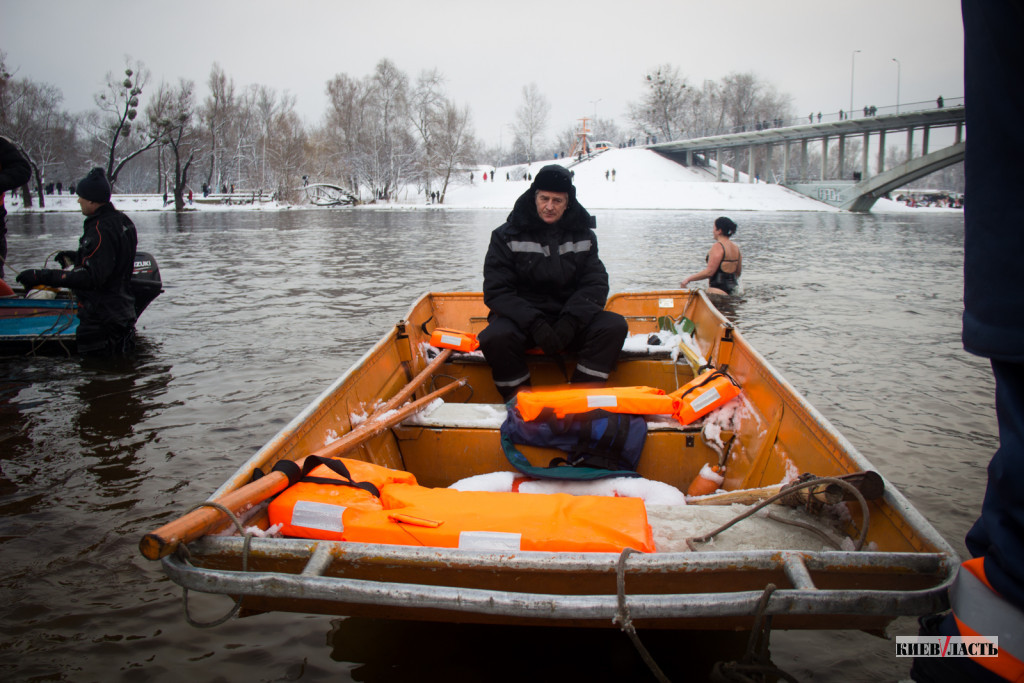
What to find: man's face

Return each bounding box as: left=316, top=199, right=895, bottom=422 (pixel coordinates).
left=535, top=190, right=568, bottom=224
left=78, top=197, right=101, bottom=216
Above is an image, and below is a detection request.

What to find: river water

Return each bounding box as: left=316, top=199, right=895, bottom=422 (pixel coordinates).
left=0, top=207, right=990, bottom=681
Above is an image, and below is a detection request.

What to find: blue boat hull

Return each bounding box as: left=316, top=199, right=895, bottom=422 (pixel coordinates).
left=0, top=298, right=79, bottom=351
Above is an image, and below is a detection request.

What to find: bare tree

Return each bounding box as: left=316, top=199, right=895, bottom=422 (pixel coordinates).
left=264, top=101, right=307, bottom=202
left=434, top=101, right=476, bottom=203
left=628, top=64, right=689, bottom=142
left=323, top=72, right=371, bottom=195
left=366, top=58, right=412, bottom=201
left=91, top=58, right=161, bottom=187
left=1, top=77, right=76, bottom=207
left=200, top=63, right=236, bottom=194
left=719, top=71, right=792, bottom=132
left=148, top=79, right=201, bottom=211
left=408, top=69, right=446, bottom=198
left=512, top=83, right=550, bottom=163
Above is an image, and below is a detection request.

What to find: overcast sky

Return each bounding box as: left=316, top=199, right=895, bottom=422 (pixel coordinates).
left=2, top=0, right=964, bottom=149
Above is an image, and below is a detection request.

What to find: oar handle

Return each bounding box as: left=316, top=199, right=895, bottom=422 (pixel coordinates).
left=138, top=460, right=303, bottom=560
left=139, top=378, right=466, bottom=561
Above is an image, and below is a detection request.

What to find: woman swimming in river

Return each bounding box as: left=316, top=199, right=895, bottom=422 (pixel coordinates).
left=680, top=216, right=742, bottom=295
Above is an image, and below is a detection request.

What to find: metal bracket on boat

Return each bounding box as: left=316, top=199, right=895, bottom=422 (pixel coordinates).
left=716, top=323, right=735, bottom=369
left=395, top=319, right=413, bottom=363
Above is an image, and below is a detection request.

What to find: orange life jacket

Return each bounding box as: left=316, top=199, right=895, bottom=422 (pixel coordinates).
left=669, top=369, right=742, bottom=425
left=515, top=385, right=676, bottom=421
left=268, top=457, right=655, bottom=553
left=950, top=557, right=1024, bottom=681
left=429, top=327, right=479, bottom=352
left=267, top=457, right=417, bottom=541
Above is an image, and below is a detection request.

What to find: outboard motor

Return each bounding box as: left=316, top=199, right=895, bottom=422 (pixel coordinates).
left=131, top=252, right=163, bottom=316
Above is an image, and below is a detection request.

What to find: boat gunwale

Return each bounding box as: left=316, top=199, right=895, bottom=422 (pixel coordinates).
left=162, top=542, right=952, bottom=621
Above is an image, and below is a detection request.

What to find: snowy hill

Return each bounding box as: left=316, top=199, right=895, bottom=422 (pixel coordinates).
left=434, top=148, right=839, bottom=212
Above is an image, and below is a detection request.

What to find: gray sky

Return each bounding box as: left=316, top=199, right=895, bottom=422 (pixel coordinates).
left=2, top=0, right=964, bottom=149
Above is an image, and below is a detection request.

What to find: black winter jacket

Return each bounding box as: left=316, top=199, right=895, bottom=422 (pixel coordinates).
left=0, top=136, right=32, bottom=219
left=48, top=203, right=138, bottom=337
left=483, top=188, right=609, bottom=331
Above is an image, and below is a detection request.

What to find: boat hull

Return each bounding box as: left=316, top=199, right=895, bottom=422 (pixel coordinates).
left=155, top=291, right=958, bottom=630
left=0, top=297, right=78, bottom=353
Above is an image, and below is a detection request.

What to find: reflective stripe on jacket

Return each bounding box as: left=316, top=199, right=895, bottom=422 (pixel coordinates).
left=951, top=557, right=1024, bottom=681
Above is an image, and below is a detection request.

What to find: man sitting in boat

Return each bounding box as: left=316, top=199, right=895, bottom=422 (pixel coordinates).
left=479, top=164, right=628, bottom=400
left=16, top=167, right=139, bottom=357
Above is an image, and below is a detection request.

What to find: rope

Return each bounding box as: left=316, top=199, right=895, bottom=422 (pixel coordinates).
left=430, top=373, right=474, bottom=402
left=614, top=547, right=671, bottom=683
left=177, top=501, right=255, bottom=628
left=25, top=298, right=76, bottom=357
left=685, top=476, right=871, bottom=552
left=710, top=584, right=801, bottom=683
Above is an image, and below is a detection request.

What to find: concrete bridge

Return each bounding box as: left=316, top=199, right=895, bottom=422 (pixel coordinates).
left=651, top=104, right=965, bottom=211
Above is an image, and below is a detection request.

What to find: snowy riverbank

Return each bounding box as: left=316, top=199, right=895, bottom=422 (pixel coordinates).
left=9, top=148, right=961, bottom=215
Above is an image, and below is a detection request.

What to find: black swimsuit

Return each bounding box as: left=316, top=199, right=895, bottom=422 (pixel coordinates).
left=707, top=243, right=740, bottom=294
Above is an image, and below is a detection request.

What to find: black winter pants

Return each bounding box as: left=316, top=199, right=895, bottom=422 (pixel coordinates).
left=478, top=311, right=629, bottom=400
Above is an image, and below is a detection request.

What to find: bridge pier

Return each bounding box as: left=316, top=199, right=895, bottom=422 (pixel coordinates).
left=878, top=131, right=887, bottom=175
left=862, top=132, right=870, bottom=180
left=821, top=137, right=828, bottom=181
left=838, top=134, right=847, bottom=180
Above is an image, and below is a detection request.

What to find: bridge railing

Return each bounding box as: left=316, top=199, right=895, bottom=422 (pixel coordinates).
left=665, top=96, right=964, bottom=143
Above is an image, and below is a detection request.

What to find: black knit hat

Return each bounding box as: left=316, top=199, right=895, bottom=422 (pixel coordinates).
left=76, top=167, right=111, bottom=204
left=531, top=164, right=575, bottom=196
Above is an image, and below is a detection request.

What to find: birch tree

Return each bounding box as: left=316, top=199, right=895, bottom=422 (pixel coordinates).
left=512, top=83, right=549, bottom=163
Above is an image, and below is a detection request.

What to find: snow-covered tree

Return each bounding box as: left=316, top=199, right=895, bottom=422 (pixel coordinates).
left=512, top=83, right=549, bottom=163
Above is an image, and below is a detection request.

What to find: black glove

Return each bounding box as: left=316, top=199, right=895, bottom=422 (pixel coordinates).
left=553, top=316, right=578, bottom=349
left=56, top=251, right=77, bottom=269
left=530, top=319, right=563, bottom=355
left=16, top=269, right=58, bottom=290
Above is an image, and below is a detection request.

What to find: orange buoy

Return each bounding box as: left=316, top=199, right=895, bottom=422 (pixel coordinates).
left=686, top=463, right=725, bottom=497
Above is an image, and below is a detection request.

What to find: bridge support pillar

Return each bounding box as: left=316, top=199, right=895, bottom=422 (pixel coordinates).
left=923, top=126, right=931, bottom=155
left=878, top=131, right=887, bottom=174
left=715, top=151, right=722, bottom=181
left=733, top=151, right=740, bottom=183
left=783, top=142, right=791, bottom=183
left=907, top=128, right=914, bottom=163
left=748, top=145, right=755, bottom=183
left=766, top=145, right=774, bottom=183
left=862, top=132, right=870, bottom=180
left=838, top=134, right=847, bottom=180
left=801, top=139, right=808, bottom=181
left=821, top=137, right=828, bottom=180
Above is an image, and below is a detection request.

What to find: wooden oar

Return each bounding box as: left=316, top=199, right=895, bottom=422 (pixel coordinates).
left=687, top=471, right=884, bottom=507
left=140, top=372, right=464, bottom=561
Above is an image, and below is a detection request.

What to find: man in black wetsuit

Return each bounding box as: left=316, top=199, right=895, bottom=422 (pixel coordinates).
left=17, top=167, right=139, bottom=357
left=479, top=164, right=628, bottom=401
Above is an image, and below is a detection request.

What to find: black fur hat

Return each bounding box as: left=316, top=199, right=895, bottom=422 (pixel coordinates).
left=76, top=167, right=111, bottom=204
left=530, top=164, right=575, bottom=197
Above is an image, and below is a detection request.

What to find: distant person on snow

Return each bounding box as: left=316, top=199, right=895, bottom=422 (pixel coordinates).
left=16, top=167, right=139, bottom=357
left=680, top=216, right=743, bottom=296
left=0, top=135, right=32, bottom=283
left=479, top=164, right=628, bottom=401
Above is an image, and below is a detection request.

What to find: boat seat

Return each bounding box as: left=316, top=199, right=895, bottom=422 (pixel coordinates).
left=402, top=401, right=698, bottom=432
left=446, top=347, right=677, bottom=365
